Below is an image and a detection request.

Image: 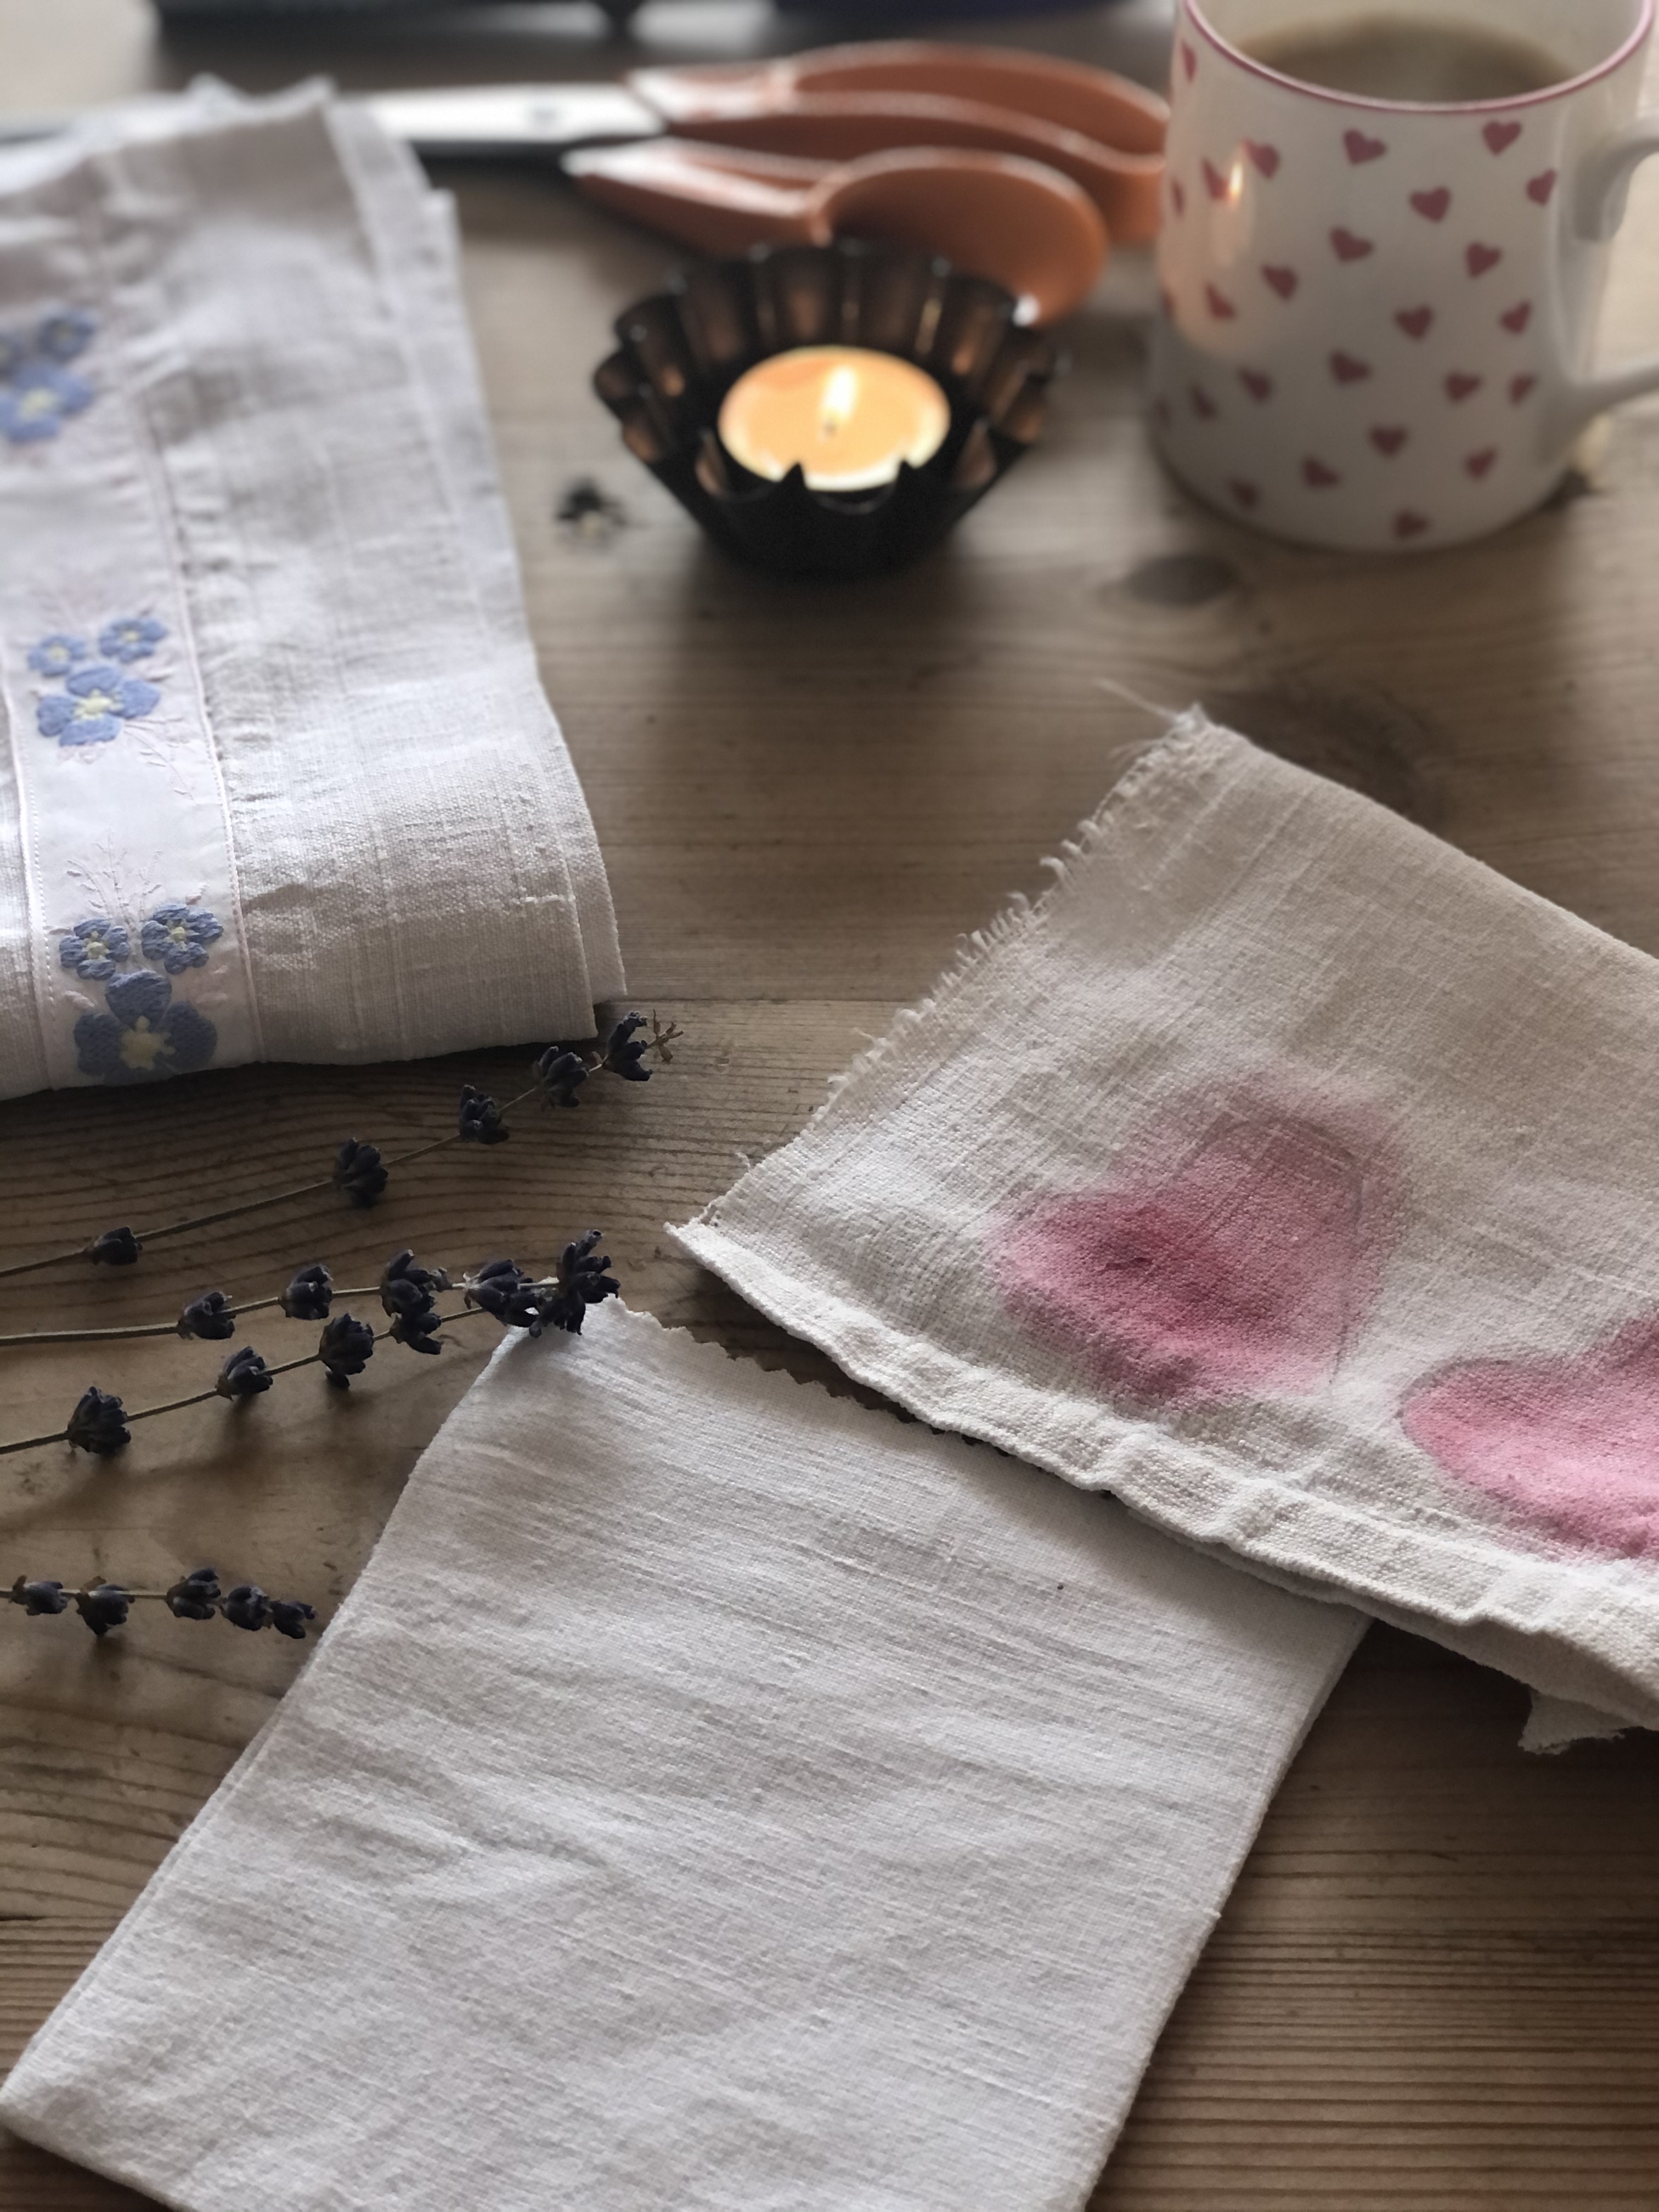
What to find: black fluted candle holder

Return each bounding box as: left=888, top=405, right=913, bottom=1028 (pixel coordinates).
left=592, top=240, right=1060, bottom=579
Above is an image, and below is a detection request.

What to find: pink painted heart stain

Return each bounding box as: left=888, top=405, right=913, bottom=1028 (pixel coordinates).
left=1403, top=1316, right=1659, bottom=1560
left=998, top=1107, right=1391, bottom=1407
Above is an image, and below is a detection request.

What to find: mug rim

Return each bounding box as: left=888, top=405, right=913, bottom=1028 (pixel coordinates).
left=1185, top=0, right=1656, bottom=114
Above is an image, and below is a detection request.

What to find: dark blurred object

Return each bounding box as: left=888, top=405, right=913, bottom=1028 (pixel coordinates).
left=593, top=238, right=1059, bottom=576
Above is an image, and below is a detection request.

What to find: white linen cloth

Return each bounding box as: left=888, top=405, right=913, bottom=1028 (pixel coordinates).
left=676, top=715, right=1659, bottom=1731
left=0, top=1302, right=1359, bottom=2210
left=0, top=83, right=622, bottom=1098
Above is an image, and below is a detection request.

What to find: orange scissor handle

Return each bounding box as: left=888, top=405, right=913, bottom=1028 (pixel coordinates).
left=629, top=41, right=1166, bottom=244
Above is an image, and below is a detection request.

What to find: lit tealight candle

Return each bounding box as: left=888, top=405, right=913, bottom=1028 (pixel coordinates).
left=717, top=345, right=951, bottom=494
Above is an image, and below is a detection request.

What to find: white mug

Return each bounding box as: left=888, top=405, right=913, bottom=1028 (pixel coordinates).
left=1150, top=0, right=1659, bottom=549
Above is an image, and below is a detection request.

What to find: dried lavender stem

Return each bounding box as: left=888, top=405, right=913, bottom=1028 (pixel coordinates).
left=0, top=1086, right=546, bottom=1282
left=0, top=1286, right=381, bottom=1348
left=0, top=1307, right=495, bottom=1455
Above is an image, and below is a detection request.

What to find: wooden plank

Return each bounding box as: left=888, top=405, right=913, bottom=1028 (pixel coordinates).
left=2, top=8, right=1658, bottom=2208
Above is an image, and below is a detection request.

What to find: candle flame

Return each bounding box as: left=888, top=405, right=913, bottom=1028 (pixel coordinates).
left=819, top=364, right=859, bottom=440
left=1227, top=160, right=1245, bottom=204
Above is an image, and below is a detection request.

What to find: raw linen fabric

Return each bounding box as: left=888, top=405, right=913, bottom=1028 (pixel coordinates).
left=0, top=82, right=622, bottom=1099
left=0, top=1303, right=1360, bottom=2211
left=676, top=714, right=1659, bottom=1733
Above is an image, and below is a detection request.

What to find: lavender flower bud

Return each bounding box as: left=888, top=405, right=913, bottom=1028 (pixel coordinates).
left=532, top=1046, right=588, bottom=1108
left=466, top=1258, right=547, bottom=1336
left=76, top=1583, right=131, bottom=1637
left=457, top=1082, right=510, bottom=1144
left=65, top=1386, right=130, bottom=1455
left=318, top=1312, right=376, bottom=1390
left=178, top=1290, right=236, bottom=1341
left=269, top=1598, right=318, bottom=1641
left=10, top=1575, right=68, bottom=1616
left=333, top=1137, right=388, bottom=1208
left=215, top=1346, right=272, bottom=1400
left=87, top=1226, right=142, bottom=1266
left=389, top=1305, right=443, bottom=1356
left=602, top=1012, right=651, bottom=1082
left=220, top=1583, right=270, bottom=1632
left=165, top=1567, right=221, bottom=1620
left=547, top=1230, right=620, bottom=1335
left=380, top=1249, right=449, bottom=1320
left=279, top=1263, right=334, bottom=1321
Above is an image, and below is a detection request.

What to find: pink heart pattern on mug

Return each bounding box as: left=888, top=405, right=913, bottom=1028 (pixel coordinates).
left=997, top=1105, right=1392, bottom=1406
left=1330, top=351, right=1372, bottom=383
left=1465, top=242, right=1503, bottom=278
left=1403, top=1316, right=1659, bottom=1560
left=1262, top=263, right=1299, bottom=299
left=1245, top=139, right=1280, bottom=177
left=1331, top=227, right=1374, bottom=262
left=1526, top=168, right=1558, bottom=205
left=1409, top=187, right=1451, bottom=222
left=1344, top=128, right=1387, bottom=163
left=1395, top=305, right=1435, bottom=339
left=1482, top=119, right=1523, bottom=155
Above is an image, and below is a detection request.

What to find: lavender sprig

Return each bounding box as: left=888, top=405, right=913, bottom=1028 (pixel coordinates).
left=10, top=1571, right=318, bottom=1640
left=0, top=1016, right=680, bottom=1282
left=0, top=1243, right=622, bottom=1457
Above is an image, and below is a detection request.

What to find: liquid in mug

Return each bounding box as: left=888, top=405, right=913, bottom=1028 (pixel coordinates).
left=1243, top=13, right=1570, bottom=103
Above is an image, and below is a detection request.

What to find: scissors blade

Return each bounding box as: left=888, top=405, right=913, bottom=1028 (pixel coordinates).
left=364, top=83, right=662, bottom=156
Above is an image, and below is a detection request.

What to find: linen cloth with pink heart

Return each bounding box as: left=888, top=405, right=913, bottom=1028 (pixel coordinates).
left=676, top=715, right=1659, bottom=1733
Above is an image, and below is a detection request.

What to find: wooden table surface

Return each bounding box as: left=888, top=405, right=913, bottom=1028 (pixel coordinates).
left=3, top=4, right=1658, bottom=2207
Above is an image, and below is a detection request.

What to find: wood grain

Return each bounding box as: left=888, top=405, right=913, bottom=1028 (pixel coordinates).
left=3, top=8, right=1659, bottom=2208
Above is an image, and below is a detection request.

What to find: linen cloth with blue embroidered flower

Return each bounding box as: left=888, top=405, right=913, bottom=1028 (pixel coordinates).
left=0, top=1301, right=1358, bottom=2211
left=0, top=82, right=622, bottom=1096
left=676, top=717, right=1659, bottom=1736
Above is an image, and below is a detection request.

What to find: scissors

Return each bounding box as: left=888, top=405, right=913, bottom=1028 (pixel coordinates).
left=4, top=44, right=1166, bottom=323
left=375, top=42, right=1167, bottom=321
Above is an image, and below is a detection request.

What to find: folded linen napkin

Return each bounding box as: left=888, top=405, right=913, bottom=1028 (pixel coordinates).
left=676, top=715, right=1659, bottom=1731
left=0, top=1303, right=1359, bottom=2209
left=0, top=83, right=622, bottom=1098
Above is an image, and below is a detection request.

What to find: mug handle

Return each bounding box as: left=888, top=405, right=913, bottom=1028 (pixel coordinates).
left=1559, top=113, right=1659, bottom=433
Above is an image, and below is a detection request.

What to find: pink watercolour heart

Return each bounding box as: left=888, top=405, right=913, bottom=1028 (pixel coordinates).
left=1227, top=477, right=1260, bottom=509
left=1170, top=177, right=1187, bottom=216
left=1245, top=139, right=1281, bottom=178
left=1526, top=167, right=1558, bottom=205
left=1466, top=241, right=1503, bottom=276
left=1331, top=227, right=1374, bottom=262
left=1302, top=456, right=1340, bottom=487
left=1203, top=157, right=1228, bottom=200
left=1395, top=304, right=1434, bottom=340
left=1180, top=38, right=1198, bottom=80
left=1445, top=371, right=1483, bottom=402
left=1393, top=509, right=1430, bottom=538
left=1190, top=384, right=1217, bottom=419
left=1465, top=447, right=1497, bottom=477
left=1402, top=1315, right=1659, bottom=1559
left=1509, top=373, right=1538, bottom=404
left=1330, top=350, right=1372, bottom=383
left=1262, top=263, right=1299, bottom=299
left=1500, top=300, right=1532, bottom=333
left=1206, top=282, right=1238, bottom=320
left=1344, top=128, right=1387, bottom=163
left=1238, top=368, right=1273, bottom=401
left=1369, top=425, right=1408, bottom=455
left=998, top=1107, right=1389, bottom=1405
left=1409, top=187, right=1451, bottom=222
left=1482, top=119, right=1523, bottom=154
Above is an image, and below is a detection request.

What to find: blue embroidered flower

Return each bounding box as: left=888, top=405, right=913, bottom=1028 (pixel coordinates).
left=35, top=309, right=96, bottom=363
left=98, top=614, right=166, bottom=664
left=0, top=361, right=94, bottom=445
left=140, top=903, right=223, bottom=972
left=74, top=969, right=217, bottom=1085
left=59, top=917, right=132, bottom=980
left=37, top=662, right=160, bottom=747
left=28, top=634, right=87, bottom=679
